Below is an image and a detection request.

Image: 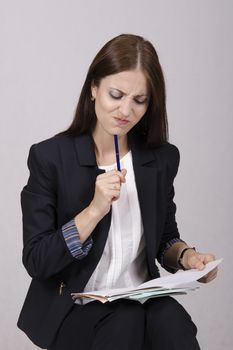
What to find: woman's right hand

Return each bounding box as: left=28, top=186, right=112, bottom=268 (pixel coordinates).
left=89, top=168, right=127, bottom=218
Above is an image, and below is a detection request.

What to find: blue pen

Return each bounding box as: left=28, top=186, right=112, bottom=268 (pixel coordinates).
left=114, top=135, right=121, bottom=171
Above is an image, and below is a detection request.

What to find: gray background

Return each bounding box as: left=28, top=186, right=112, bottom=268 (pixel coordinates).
left=1, top=0, right=232, bottom=349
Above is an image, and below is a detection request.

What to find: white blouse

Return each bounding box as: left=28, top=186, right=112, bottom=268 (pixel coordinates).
left=76, top=150, right=150, bottom=304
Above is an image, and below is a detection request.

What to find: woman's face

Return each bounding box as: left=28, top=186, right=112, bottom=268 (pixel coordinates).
left=91, top=69, right=149, bottom=137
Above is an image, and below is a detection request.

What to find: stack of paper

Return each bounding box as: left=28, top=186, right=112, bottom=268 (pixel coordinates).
left=71, top=259, right=222, bottom=304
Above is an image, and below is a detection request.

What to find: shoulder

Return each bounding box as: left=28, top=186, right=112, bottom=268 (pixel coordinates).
left=30, top=134, right=72, bottom=155
left=28, top=134, right=74, bottom=168
left=152, top=142, right=180, bottom=179
left=25, top=135, right=76, bottom=190
left=153, top=142, right=180, bottom=166
left=154, top=142, right=179, bottom=157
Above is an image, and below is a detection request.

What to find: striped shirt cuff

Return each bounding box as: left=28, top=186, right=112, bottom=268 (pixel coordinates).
left=158, top=238, right=185, bottom=273
left=62, top=218, right=93, bottom=259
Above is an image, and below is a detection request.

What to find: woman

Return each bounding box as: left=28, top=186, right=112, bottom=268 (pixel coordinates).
left=18, top=34, right=218, bottom=350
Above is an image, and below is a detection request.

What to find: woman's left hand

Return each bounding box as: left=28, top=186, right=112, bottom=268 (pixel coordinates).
left=182, top=250, right=218, bottom=283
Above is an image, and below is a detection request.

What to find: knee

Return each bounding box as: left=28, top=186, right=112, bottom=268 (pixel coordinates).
left=145, top=297, right=197, bottom=335
left=91, top=300, right=145, bottom=349
left=112, top=299, right=145, bottom=327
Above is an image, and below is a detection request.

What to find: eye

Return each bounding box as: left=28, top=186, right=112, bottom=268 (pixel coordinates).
left=109, top=92, right=122, bottom=100
left=134, top=98, right=148, bottom=105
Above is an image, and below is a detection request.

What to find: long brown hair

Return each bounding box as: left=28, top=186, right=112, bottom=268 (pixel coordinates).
left=57, top=34, right=168, bottom=148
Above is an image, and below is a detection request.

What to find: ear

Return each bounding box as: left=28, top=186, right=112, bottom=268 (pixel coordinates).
left=91, top=82, right=97, bottom=99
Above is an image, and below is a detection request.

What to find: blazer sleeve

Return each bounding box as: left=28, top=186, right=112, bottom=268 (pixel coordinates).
left=21, top=143, right=88, bottom=280
left=157, top=144, right=181, bottom=262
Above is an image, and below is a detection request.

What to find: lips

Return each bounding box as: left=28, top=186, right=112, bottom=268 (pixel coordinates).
left=114, top=117, right=130, bottom=126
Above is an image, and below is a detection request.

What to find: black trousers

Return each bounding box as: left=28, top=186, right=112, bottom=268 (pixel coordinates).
left=49, top=297, right=201, bottom=350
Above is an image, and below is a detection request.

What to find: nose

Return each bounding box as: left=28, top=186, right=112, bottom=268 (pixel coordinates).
left=118, top=98, right=132, bottom=118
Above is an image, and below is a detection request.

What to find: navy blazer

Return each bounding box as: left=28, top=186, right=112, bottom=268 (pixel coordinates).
left=17, top=130, right=180, bottom=348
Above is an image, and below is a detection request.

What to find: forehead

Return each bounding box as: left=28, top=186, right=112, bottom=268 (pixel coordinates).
left=100, top=70, right=148, bottom=95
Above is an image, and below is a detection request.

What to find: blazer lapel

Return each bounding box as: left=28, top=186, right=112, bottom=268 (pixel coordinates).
left=129, top=132, right=161, bottom=275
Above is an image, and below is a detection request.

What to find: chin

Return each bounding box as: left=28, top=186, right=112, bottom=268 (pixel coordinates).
left=105, top=127, right=125, bottom=136
left=115, top=130, right=129, bottom=137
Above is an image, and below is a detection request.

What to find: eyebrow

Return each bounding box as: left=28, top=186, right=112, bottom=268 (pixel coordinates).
left=110, top=88, right=148, bottom=98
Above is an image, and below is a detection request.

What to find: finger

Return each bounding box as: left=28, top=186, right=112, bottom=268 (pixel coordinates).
left=197, top=267, right=218, bottom=283
left=97, top=174, right=121, bottom=186
left=118, top=169, right=127, bottom=183
left=101, top=170, right=126, bottom=183
left=106, top=169, right=126, bottom=183
left=111, top=189, right=121, bottom=201
left=207, top=267, right=218, bottom=279
left=188, top=254, right=205, bottom=270
left=195, top=254, right=215, bottom=270
left=202, top=254, right=215, bottom=264
left=121, top=169, right=127, bottom=182
left=97, top=182, right=121, bottom=198
left=207, top=267, right=218, bottom=275
left=104, top=169, right=126, bottom=177
left=201, top=270, right=217, bottom=281
left=198, top=272, right=218, bottom=283
left=97, top=169, right=118, bottom=179
left=111, top=171, right=126, bottom=184
left=105, top=175, right=122, bottom=184
left=104, top=192, right=121, bottom=203
left=108, top=183, right=121, bottom=190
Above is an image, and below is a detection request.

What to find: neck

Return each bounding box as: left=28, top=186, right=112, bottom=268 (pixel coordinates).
left=92, top=126, right=129, bottom=162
